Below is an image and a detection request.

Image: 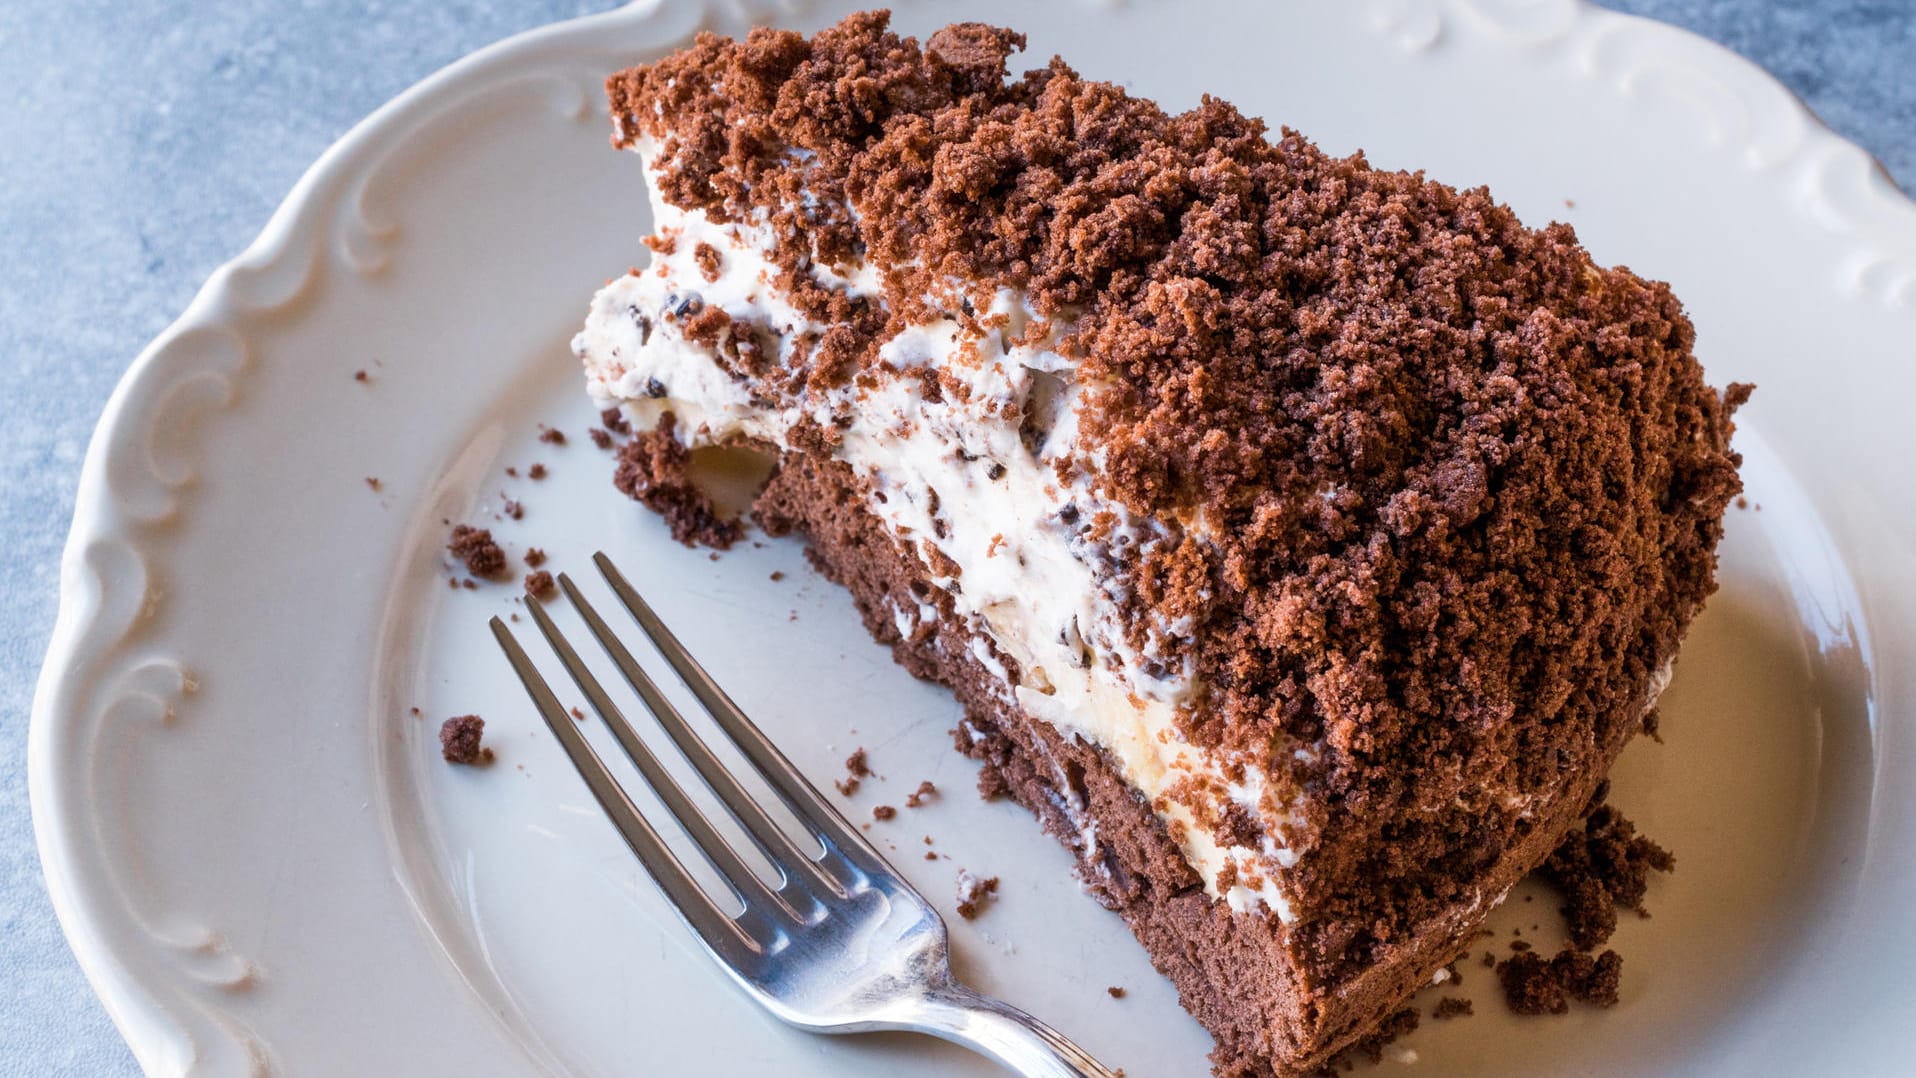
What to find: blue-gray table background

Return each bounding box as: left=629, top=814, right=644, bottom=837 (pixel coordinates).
left=3, top=2, right=1910, bottom=1072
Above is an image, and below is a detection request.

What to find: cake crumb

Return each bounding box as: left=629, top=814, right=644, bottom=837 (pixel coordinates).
left=525, top=571, right=556, bottom=600
left=1497, top=949, right=1623, bottom=1014
left=905, top=780, right=937, bottom=808
left=439, top=715, right=492, bottom=765
left=461, top=578, right=478, bottom=590
left=612, top=413, right=741, bottom=548
left=505, top=466, right=518, bottom=478
left=353, top=369, right=369, bottom=383
left=1106, top=986, right=1126, bottom=999
left=834, top=750, right=868, bottom=796
left=924, top=851, right=938, bottom=861
left=588, top=427, right=615, bottom=450
left=1312, top=1007, right=1419, bottom=1074
left=528, top=463, right=548, bottom=480
left=524, top=547, right=548, bottom=568
left=1735, top=495, right=1749, bottom=509
left=570, top=707, right=585, bottom=721
left=872, top=805, right=897, bottom=821
left=954, top=870, right=999, bottom=919
left=502, top=498, right=524, bottom=521
left=409, top=707, right=421, bottom=717
left=770, top=571, right=785, bottom=582
left=600, top=406, right=631, bottom=435
left=1432, top=997, right=1473, bottom=1020
left=364, top=477, right=382, bottom=492
left=449, top=525, right=507, bottom=579
left=538, top=426, right=567, bottom=445
left=1540, top=797, right=1675, bottom=950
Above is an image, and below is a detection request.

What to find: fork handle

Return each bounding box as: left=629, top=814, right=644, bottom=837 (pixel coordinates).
left=912, top=979, right=1122, bottom=1078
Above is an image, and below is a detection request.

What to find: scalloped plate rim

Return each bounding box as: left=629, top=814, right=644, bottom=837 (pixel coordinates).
left=29, top=0, right=1916, bottom=1072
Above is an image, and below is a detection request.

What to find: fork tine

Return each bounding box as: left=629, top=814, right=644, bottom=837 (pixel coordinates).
left=557, top=573, right=848, bottom=898
left=592, top=552, right=883, bottom=863
left=520, top=600, right=808, bottom=927
left=488, top=616, right=763, bottom=957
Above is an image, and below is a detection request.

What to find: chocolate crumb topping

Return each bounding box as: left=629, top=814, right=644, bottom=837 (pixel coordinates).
left=600, top=16, right=1748, bottom=1065
left=608, top=14, right=1747, bottom=977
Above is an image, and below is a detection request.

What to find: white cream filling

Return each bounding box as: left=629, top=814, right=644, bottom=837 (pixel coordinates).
left=573, top=144, right=1301, bottom=918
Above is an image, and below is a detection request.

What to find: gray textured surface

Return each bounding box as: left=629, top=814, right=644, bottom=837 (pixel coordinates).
left=1, top=2, right=1908, bottom=1072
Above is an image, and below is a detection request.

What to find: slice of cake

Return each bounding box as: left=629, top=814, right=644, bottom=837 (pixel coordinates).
left=573, top=13, right=1746, bottom=1074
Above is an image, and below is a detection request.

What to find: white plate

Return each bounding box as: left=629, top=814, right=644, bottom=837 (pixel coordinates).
left=31, top=1, right=1916, bottom=1074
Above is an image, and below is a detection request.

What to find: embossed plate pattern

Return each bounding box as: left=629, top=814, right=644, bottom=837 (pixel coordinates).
left=32, top=1, right=1916, bottom=1075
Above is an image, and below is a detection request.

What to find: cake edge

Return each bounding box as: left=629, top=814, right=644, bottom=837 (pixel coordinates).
left=744, top=444, right=1668, bottom=1076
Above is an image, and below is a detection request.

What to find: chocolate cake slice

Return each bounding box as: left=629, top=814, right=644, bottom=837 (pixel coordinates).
left=572, top=13, right=1745, bottom=1075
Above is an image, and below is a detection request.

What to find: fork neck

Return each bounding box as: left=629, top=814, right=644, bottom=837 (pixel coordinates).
left=910, top=977, right=1121, bottom=1078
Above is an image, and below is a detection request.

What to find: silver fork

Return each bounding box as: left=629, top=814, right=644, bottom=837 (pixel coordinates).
left=490, top=552, right=1119, bottom=1078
